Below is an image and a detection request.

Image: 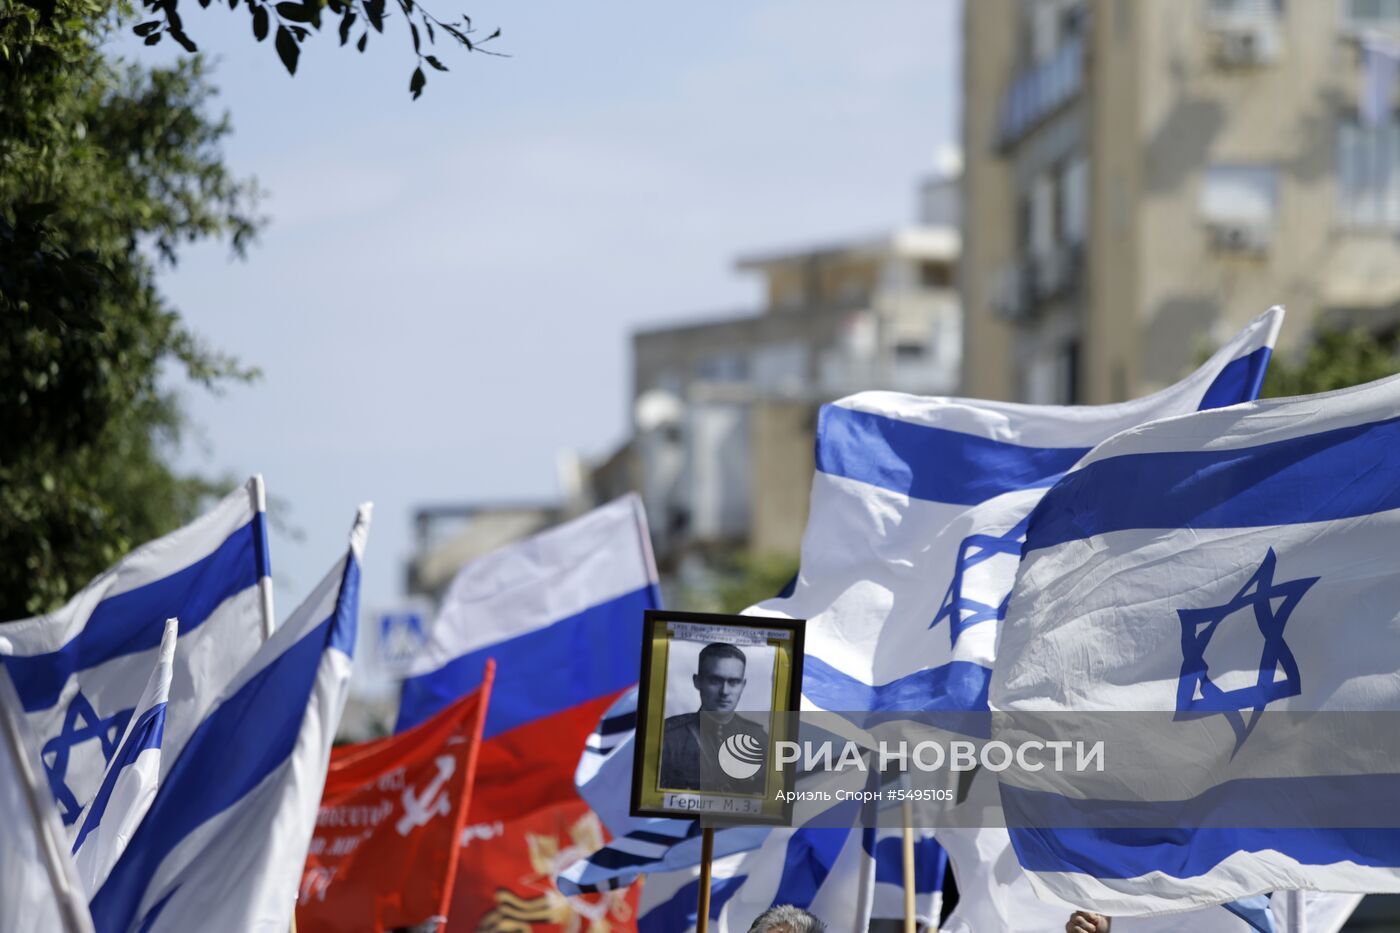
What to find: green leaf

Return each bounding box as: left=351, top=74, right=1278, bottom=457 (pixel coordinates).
left=338, top=10, right=355, bottom=45
left=409, top=65, right=425, bottom=99
left=424, top=54, right=447, bottom=72
left=357, top=31, right=367, bottom=52
left=253, top=4, right=269, bottom=39
left=275, top=2, right=311, bottom=21
left=144, top=32, right=162, bottom=45
left=274, top=25, right=299, bottom=74
left=133, top=20, right=161, bottom=35
left=410, top=21, right=420, bottom=52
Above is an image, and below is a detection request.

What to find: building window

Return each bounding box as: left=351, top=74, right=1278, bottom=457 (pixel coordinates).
left=1060, top=156, right=1090, bottom=246
left=695, top=352, right=747, bottom=383
left=1030, top=171, right=1057, bottom=258
left=1023, top=339, right=1080, bottom=405
left=1338, top=117, right=1400, bottom=229
left=1346, top=0, right=1400, bottom=30
left=1208, top=0, right=1283, bottom=21
left=894, top=341, right=928, bottom=361
left=1200, top=164, right=1277, bottom=251
left=918, top=260, right=953, bottom=289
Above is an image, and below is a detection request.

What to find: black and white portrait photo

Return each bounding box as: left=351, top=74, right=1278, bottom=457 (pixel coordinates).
left=659, top=639, right=773, bottom=794
left=631, top=610, right=805, bottom=824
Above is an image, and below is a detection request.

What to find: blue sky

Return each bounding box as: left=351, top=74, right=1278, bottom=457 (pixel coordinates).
left=136, top=0, right=961, bottom=619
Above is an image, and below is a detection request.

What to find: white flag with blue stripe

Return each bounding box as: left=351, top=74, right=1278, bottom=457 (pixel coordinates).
left=1, top=478, right=273, bottom=827
left=0, top=660, right=95, bottom=933
left=86, top=505, right=368, bottom=933
left=992, top=371, right=1400, bottom=912
left=557, top=685, right=771, bottom=897
left=71, top=618, right=176, bottom=897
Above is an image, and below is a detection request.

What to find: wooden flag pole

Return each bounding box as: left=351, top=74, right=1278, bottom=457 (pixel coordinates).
left=902, top=801, right=917, bottom=933
left=696, top=826, right=716, bottom=933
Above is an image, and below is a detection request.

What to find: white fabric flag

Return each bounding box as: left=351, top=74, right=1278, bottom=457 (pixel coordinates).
left=1, top=479, right=272, bottom=827
left=759, top=308, right=1282, bottom=720
left=87, top=506, right=368, bottom=933
left=993, top=372, right=1400, bottom=912
left=71, top=618, right=177, bottom=896
left=0, top=660, right=95, bottom=933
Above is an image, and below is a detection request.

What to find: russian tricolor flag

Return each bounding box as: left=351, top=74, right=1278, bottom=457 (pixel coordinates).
left=395, top=494, right=659, bottom=927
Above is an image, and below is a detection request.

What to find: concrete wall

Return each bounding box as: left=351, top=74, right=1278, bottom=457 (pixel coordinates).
left=749, top=400, right=817, bottom=558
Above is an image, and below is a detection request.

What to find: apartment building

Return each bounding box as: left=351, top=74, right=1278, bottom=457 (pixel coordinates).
left=963, top=0, right=1400, bottom=404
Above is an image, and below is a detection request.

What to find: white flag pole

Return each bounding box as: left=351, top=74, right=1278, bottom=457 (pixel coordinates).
left=246, top=476, right=287, bottom=932
left=247, top=474, right=276, bottom=640
left=1285, top=890, right=1305, bottom=933
left=0, top=671, right=95, bottom=933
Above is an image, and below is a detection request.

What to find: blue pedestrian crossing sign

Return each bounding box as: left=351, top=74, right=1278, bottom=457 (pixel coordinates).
left=378, top=611, right=425, bottom=673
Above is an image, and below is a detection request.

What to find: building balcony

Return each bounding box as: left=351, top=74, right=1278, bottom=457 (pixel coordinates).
left=997, top=35, right=1085, bottom=150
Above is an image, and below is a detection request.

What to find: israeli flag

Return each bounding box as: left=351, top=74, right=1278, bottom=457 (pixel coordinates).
left=71, top=618, right=176, bottom=896
left=758, top=308, right=1282, bottom=718
left=992, top=371, right=1400, bottom=912
left=0, top=663, right=95, bottom=933
left=739, top=309, right=1279, bottom=925
left=2, top=478, right=273, bottom=826
left=937, top=822, right=1359, bottom=932
left=87, top=506, right=368, bottom=933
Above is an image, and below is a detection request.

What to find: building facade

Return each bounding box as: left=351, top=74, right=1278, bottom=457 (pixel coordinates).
left=631, top=178, right=962, bottom=569
left=963, top=0, right=1400, bottom=404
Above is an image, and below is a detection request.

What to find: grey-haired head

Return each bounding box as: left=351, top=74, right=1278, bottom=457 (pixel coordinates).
left=746, top=905, right=826, bottom=933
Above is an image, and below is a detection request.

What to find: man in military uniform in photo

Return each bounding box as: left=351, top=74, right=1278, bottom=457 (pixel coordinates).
left=659, top=641, right=769, bottom=795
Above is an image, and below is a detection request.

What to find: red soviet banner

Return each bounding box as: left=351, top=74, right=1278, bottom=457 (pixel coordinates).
left=297, top=663, right=494, bottom=933
left=445, top=692, right=641, bottom=932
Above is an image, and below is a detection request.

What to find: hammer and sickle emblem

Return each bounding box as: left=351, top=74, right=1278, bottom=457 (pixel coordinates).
left=395, top=754, right=456, bottom=836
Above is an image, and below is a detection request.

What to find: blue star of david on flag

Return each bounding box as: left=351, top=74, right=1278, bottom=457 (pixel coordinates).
left=41, top=690, right=133, bottom=824
left=931, top=515, right=1030, bottom=646
left=1176, top=548, right=1317, bottom=747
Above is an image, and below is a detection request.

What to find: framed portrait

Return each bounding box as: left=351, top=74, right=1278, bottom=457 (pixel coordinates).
left=630, top=609, right=805, bottom=824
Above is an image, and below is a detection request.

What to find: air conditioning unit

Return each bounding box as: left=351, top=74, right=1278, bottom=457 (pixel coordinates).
left=1209, top=221, right=1272, bottom=254
left=1215, top=25, right=1281, bottom=67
